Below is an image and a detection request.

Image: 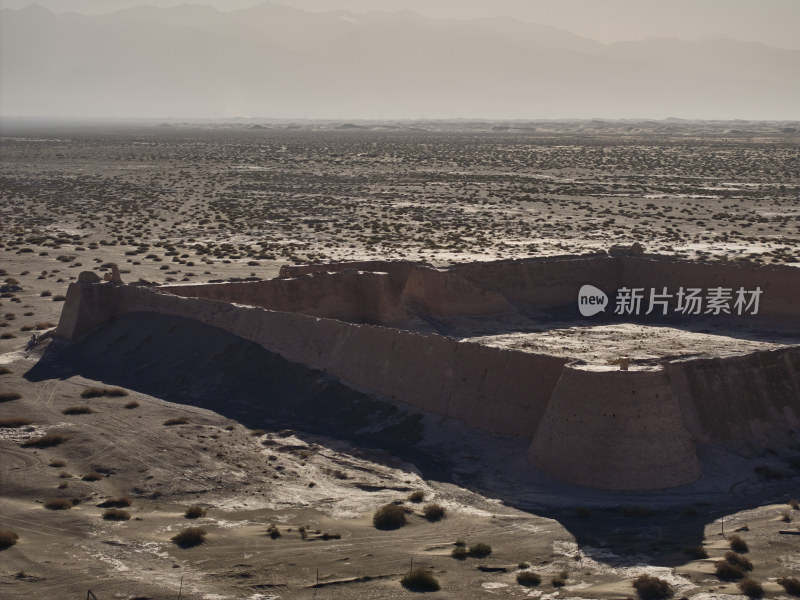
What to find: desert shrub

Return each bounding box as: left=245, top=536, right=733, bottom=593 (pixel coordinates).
left=729, top=534, right=748, bottom=552
left=267, top=524, right=281, bottom=539
left=52, top=295, right=66, bottom=302
left=682, top=545, right=708, bottom=559
left=98, top=497, right=131, bottom=508
left=632, top=574, right=673, bottom=599
left=467, top=542, right=492, bottom=558
left=552, top=575, right=566, bottom=587
left=789, top=498, right=799, bottom=510
left=408, top=491, right=425, bottom=503
left=62, top=405, right=95, bottom=415
left=777, top=576, right=800, bottom=596
left=124, top=401, right=139, bottom=409
left=249, top=429, right=266, bottom=436
left=715, top=560, right=745, bottom=580
left=0, top=366, right=12, bottom=375
left=451, top=545, right=467, bottom=559
left=0, top=392, right=21, bottom=402
left=0, top=417, right=32, bottom=428
left=401, top=568, right=440, bottom=592
left=81, top=387, right=106, bottom=399
left=40, top=290, right=52, bottom=297
left=738, top=577, right=763, bottom=598
left=724, top=551, right=753, bottom=571
left=44, top=497, right=73, bottom=510
left=172, top=527, right=206, bottom=548
left=373, top=503, right=407, bottom=530
left=319, top=532, right=340, bottom=540
left=104, top=388, right=127, bottom=397
left=423, top=503, right=446, bottom=522
left=163, top=417, right=189, bottom=426
left=517, top=562, right=530, bottom=569
left=102, top=508, right=131, bottom=521
left=82, top=471, right=104, bottom=481
left=0, top=529, right=19, bottom=549
left=516, top=571, right=541, bottom=587
left=0, top=333, right=16, bottom=339
left=21, top=432, right=68, bottom=448
left=185, top=505, right=206, bottom=519
left=48, top=460, right=66, bottom=468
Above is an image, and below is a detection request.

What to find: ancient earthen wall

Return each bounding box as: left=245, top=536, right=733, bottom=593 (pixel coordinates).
left=96, top=284, right=568, bottom=438
left=528, top=367, right=701, bottom=490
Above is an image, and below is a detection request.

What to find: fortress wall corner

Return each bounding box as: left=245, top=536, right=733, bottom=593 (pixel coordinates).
left=55, top=282, right=120, bottom=340
left=528, top=367, right=700, bottom=490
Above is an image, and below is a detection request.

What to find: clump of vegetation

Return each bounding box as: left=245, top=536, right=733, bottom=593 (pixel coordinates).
left=373, top=503, right=407, bottom=530
left=516, top=571, right=541, bottom=587
left=48, top=460, right=66, bottom=468
left=319, top=532, right=341, bottom=540
left=249, top=429, right=266, bottom=436
left=82, top=471, right=104, bottom=481
left=451, top=540, right=467, bottom=559
left=467, top=542, right=492, bottom=558
left=124, top=401, right=139, bottom=409
left=62, top=405, right=95, bottom=415
left=729, top=534, right=749, bottom=553
left=407, top=491, right=425, bottom=503
left=715, top=552, right=753, bottom=580
left=0, top=417, right=32, bottom=428
left=80, top=387, right=106, bottom=399
left=777, top=576, right=800, bottom=596
left=789, top=498, right=799, bottom=510
left=171, top=527, right=207, bottom=548
left=0, top=366, right=12, bottom=375
left=738, top=577, right=764, bottom=599
left=0, top=391, right=22, bottom=402
left=423, top=503, right=446, bottom=522
left=44, top=498, right=73, bottom=510
left=632, top=574, right=673, bottom=599
left=400, top=568, right=440, bottom=592
left=98, top=497, right=131, bottom=508
left=21, top=432, right=68, bottom=448
left=104, top=388, right=128, bottom=397
left=552, top=573, right=567, bottom=587
left=185, top=505, right=206, bottom=519
left=0, top=529, right=19, bottom=550
left=102, top=508, right=131, bottom=521
left=267, top=524, right=281, bottom=539
left=163, top=417, right=189, bottom=426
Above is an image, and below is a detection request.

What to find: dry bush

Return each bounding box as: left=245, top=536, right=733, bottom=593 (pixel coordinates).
left=185, top=505, right=206, bottom=519
left=0, top=529, right=19, bottom=549
left=407, top=491, right=424, bottom=503
left=124, top=401, right=139, bottom=409
left=48, top=460, right=66, bottom=468
left=400, top=568, right=440, bottom=592
left=423, top=503, right=446, bottom=522
left=82, top=471, right=104, bottom=482
left=80, top=387, right=106, bottom=399
left=552, top=575, right=566, bottom=587
left=102, top=508, right=131, bottom=521
left=163, top=417, right=189, bottom=426
left=516, top=571, right=541, bottom=587
left=52, top=295, right=66, bottom=302
left=0, top=417, right=32, bottom=428
left=789, top=499, right=799, bottom=510
left=62, top=406, right=95, bottom=415
left=21, top=432, right=68, bottom=448
left=98, top=497, right=131, bottom=508
left=682, top=545, right=708, bottom=559
left=44, top=497, right=73, bottom=510
left=467, top=542, right=492, bottom=558
left=451, top=541, right=467, bottom=559
left=373, top=503, right=407, bottom=530
left=104, top=388, right=128, bottom=397
left=729, top=534, right=749, bottom=552
left=319, top=532, right=340, bottom=540
left=777, top=576, right=800, bottom=596
left=172, top=527, right=206, bottom=548
left=724, top=551, right=753, bottom=571
left=632, top=574, right=673, bottom=599
left=738, top=577, right=764, bottom=599
left=249, top=429, right=266, bottom=436
left=267, top=524, right=281, bottom=539
left=0, top=366, right=12, bottom=375
left=0, top=392, right=21, bottom=402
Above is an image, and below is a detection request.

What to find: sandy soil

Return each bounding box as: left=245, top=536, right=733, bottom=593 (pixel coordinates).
left=1, top=121, right=800, bottom=599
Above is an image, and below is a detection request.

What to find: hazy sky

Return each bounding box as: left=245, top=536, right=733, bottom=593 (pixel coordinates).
left=2, top=0, right=799, bottom=49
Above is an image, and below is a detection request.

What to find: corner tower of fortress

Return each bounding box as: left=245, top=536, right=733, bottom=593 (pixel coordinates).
left=55, top=254, right=800, bottom=490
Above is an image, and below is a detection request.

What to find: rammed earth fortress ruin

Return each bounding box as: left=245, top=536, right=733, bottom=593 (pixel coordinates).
left=55, top=252, right=800, bottom=491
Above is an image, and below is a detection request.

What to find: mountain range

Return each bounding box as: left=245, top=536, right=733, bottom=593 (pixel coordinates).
left=1, top=2, right=798, bottom=119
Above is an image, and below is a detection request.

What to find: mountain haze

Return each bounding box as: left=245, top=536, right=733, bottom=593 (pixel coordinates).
left=1, top=2, right=798, bottom=119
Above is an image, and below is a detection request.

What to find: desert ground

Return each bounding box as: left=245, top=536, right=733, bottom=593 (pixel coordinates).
left=1, top=119, right=799, bottom=599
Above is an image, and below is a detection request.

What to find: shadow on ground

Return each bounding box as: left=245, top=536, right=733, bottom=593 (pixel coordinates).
left=25, top=311, right=799, bottom=568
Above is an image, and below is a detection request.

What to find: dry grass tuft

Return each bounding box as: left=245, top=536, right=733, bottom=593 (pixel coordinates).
left=102, top=508, right=131, bottom=521
left=467, top=542, right=492, bottom=558
left=632, top=574, right=673, bottom=599
left=185, top=505, right=206, bottom=519
left=516, top=571, right=541, bottom=587
left=172, top=527, right=206, bottom=548
left=62, top=405, right=95, bottom=415
left=422, top=503, right=446, bottom=522
left=729, top=534, right=749, bottom=553
left=777, top=576, right=800, bottom=596
left=0, top=529, right=19, bottom=549
left=21, top=432, right=68, bottom=448
left=400, top=568, right=440, bottom=592
left=373, top=503, right=407, bottom=530
left=0, top=417, right=32, bottom=428
left=163, top=417, right=189, bottom=426
left=44, top=497, right=73, bottom=510
left=0, top=391, right=22, bottom=402
left=98, top=497, right=131, bottom=508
